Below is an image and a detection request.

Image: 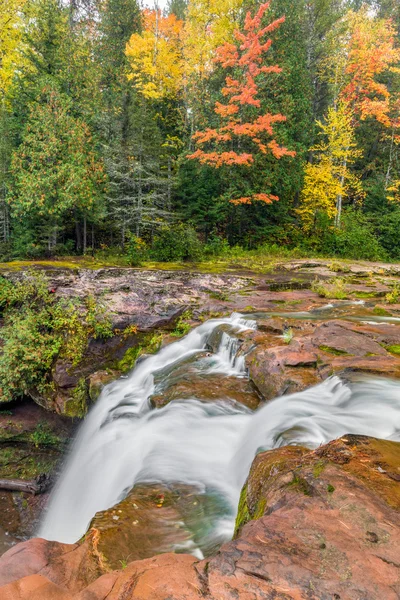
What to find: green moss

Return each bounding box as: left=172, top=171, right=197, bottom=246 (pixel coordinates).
left=208, top=290, right=230, bottom=301
left=319, top=345, right=350, bottom=356
left=373, top=306, right=391, bottom=316
left=0, top=445, right=60, bottom=479
left=354, top=291, right=377, bottom=299
left=289, top=473, right=313, bottom=496
left=252, top=497, right=267, bottom=520
left=234, top=485, right=251, bottom=536
left=116, top=345, right=142, bottom=373
left=115, top=332, right=164, bottom=373
left=386, top=345, right=400, bottom=355
left=64, top=377, right=88, bottom=418
left=313, top=460, right=326, bottom=478
left=327, top=484, right=335, bottom=493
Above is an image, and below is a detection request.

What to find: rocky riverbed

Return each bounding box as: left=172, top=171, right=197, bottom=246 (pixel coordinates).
left=0, top=259, right=399, bottom=598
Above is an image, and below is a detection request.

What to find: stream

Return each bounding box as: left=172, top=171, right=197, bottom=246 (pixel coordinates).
left=39, top=310, right=400, bottom=557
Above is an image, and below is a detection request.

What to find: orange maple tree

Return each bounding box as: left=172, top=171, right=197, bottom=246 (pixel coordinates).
left=188, top=1, right=295, bottom=206
left=341, top=13, right=400, bottom=127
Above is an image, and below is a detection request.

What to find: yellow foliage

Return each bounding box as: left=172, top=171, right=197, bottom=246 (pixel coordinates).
left=184, top=0, right=245, bottom=80
left=0, top=0, right=26, bottom=97
left=298, top=102, right=365, bottom=230
left=126, top=10, right=184, bottom=100
left=387, top=179, right=400, bottom=203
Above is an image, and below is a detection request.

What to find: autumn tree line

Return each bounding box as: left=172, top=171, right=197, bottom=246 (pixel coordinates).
left=0, top=0, right=400, bottom=261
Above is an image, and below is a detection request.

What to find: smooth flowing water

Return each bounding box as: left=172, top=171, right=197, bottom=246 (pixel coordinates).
left=39, top=310, right=400, bottom=553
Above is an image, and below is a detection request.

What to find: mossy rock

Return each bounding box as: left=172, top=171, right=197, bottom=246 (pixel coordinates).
left=234, top=435, right=400, bottom=537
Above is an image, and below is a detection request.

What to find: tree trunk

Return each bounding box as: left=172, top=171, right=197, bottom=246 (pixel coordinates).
left=75, top=219, right=82, bottom=252
left=0, top=474, right=49, bottom=495
left=83, top=216, right=87, bottom=254
left=335, top=150, right=349, bottom=229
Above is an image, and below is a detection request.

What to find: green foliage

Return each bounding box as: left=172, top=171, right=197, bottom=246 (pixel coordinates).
left=312, top=277, right=348, bottom=299
left=385, top=284, right=400, bottom=304
left=151, top=224, right=203, bottom=262
left=171, top=310, right=192, bottom=337
left=126, top=233, right=147, bottom=266
left=283, top=328, right=294, bottom=344
left=0, top=0, right=399, bottom=262
left=30, top=422, right=60, bottom=448
left=0, top=272, right=113, bottom=403
left=9, top=85, right=106, bottom=252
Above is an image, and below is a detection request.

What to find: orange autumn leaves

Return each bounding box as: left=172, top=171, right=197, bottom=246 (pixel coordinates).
left=342, top=12, right=400, bottom=128
left=125, top=2, right=295, bottom=207
left=189, top=2, right=295, bottom=206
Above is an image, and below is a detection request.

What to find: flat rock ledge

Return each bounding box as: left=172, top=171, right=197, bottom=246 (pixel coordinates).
left=0, top=435, right=399, bottom=599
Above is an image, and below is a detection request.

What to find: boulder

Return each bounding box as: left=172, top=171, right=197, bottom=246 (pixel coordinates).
left=246, top=339, right=321, bottom=401
left=150, top=373, right=261, bottom=410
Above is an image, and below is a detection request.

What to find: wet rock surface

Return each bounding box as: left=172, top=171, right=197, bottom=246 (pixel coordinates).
left=89, top=482, right=231, bottom=569
left=0, top=435, right=399, bottom=599
left=150, top=374, right=261, bottom=410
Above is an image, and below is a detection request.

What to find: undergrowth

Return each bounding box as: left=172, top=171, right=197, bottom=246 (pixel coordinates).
left=311, top=277, right=348, bottom=299
left=0, top=272, right=113, bottom=404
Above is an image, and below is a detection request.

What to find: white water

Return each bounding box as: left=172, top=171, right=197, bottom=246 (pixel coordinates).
left=39, top=312, right=400, bottom=549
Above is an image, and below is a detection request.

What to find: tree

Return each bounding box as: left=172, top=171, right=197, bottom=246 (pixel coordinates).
left=342, top=9, right=400, bottom=125
left=126, top=9, right=184, bottom=100
left=188, top=1, right=295, bottom=206
left=167, top=0, right=187, bottom=20
left=298, top=102, right=364, bottom=230
left=9, top=86, right=106, bottom=253
left=184, top=0, right=245, bottom=80
left=0, top=0, right=26, bottom=96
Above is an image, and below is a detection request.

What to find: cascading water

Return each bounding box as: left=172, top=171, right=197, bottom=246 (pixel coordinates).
left=39, top=311, right=400, bottom=554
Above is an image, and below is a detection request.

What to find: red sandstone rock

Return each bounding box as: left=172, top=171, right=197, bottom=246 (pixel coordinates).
left=1, top=436, right=398, bottom=599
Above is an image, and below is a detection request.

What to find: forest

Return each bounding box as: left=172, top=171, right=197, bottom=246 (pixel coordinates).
left=1, top=0, right=400, bottom=263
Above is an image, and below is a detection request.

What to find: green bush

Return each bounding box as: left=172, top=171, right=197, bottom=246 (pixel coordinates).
left=321, top=210, right=386, bottom=261
left=151, top=224, right=203, bottom=262
left=203, top=233, right=230, bottom=257
left=0, top=272, right=113, bottom=404
left=126, top=233, right=147, bottom=266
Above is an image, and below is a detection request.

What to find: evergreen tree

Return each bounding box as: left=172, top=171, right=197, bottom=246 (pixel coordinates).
left=9, top=86, right=106, bottom=254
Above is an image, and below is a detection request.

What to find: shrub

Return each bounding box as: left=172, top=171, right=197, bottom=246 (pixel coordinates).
left=151, top=224, right=203, bottom=262
left=204, top=233, right=230, bottom=257
left=0, top=272, right=113, bottom=404
left=322, top=210, right=386, bottom=261
left=385, top=284, right=400, bottom=304
left=312, top=277, right=348, bottom=299
left=126, top=233, right=147, bottom=266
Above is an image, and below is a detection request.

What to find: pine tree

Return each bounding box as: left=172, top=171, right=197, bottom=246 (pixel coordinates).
left=9, top=86, right=106, bottom=253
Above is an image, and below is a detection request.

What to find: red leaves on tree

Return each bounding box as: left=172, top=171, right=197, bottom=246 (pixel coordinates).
left=188, top=1, right=295, bottom=204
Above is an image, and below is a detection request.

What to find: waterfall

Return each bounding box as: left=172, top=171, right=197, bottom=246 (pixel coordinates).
left=39, top=313, right=400, bottom=551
